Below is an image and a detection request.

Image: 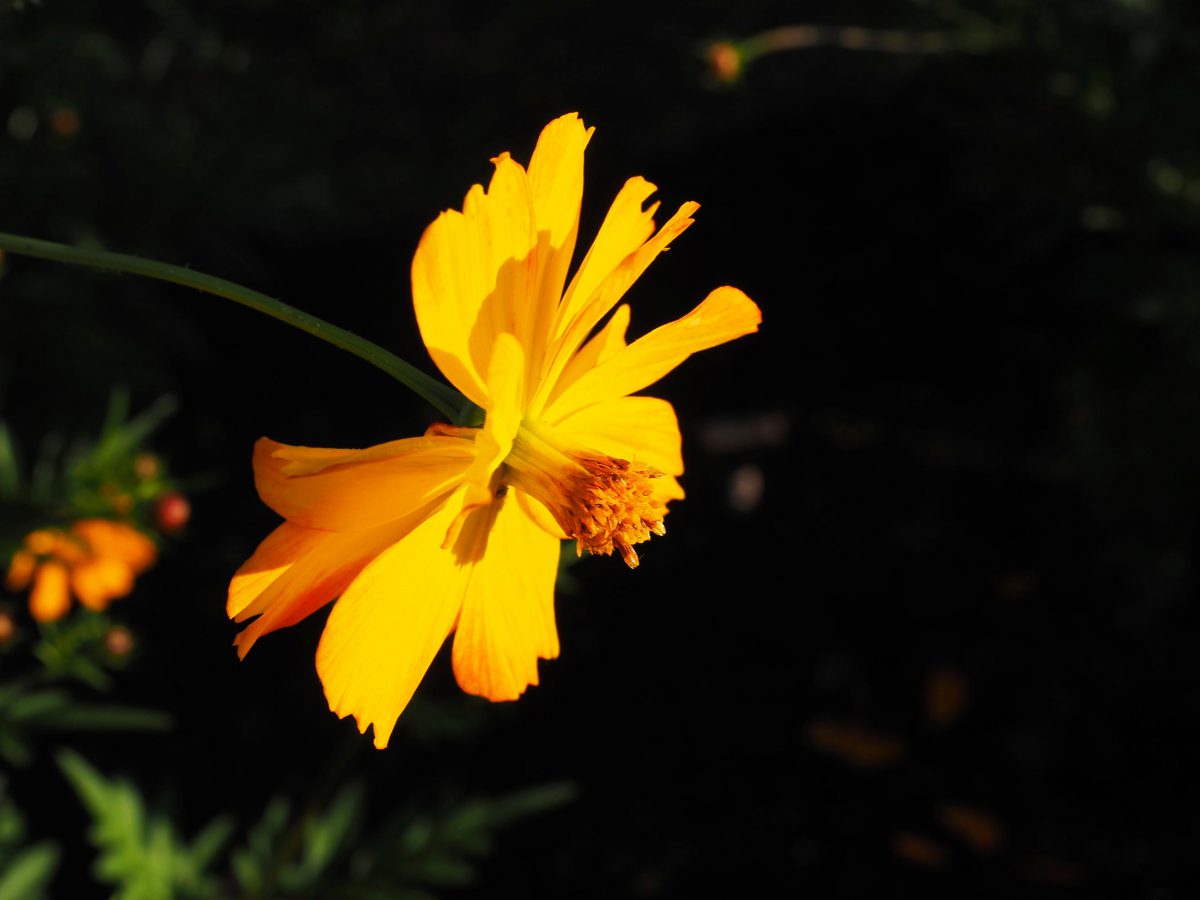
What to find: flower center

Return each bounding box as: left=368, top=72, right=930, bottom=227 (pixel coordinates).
left=503, top=420, right=666, bottom=568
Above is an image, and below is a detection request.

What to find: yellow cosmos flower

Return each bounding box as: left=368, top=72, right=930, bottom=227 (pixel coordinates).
left=5, top=520, right=157, bottom=622
left=228, top=113, right=761, bottom=748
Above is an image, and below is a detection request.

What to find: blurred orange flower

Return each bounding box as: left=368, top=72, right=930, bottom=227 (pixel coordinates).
left=5, top=520, right=156, bottom=622
left=229, top=113, right=761, bottom=748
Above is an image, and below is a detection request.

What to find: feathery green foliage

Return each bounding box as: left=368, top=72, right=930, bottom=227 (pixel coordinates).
left=0, top=777, right=58, bottom=900
left=57, top=750, right=234, bottom=900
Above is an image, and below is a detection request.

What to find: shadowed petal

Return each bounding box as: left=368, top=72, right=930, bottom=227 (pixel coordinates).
left=227, top=522, right=328, bottom=620
left=549, top=304, right=630, bottom=405
left=413, top=154, right=537, bottom=406
left=553, top=177, right=659, bottom=343
left=231, top=507, right=443, bottom=659
left=553, top=395, right=683, bottom=476
left=458, top=333, right=525, bottom=514
left=254, top=436, right=473, bottom=532
left=451, top=495, right=561, bottom=701
left=533, top=201, right=700, bottom=414
left=516, top=491, right=569, bottom=540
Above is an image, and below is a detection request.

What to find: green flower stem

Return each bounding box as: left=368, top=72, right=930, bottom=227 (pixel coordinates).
left=0, top=232, right=468, bottom=420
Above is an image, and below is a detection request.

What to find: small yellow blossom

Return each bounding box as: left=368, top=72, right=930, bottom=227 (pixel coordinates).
left=229, top=113, right=761, bottom=748
left=5, top=520, right=156, bottom=622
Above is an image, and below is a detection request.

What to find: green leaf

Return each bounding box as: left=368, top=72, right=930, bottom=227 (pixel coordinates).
left=0, top=421, right=20, bottom=498
left=0, top=678, right=40, bottom=708
left=115, top=394, right=178, bottom=453
left=231, top=796, right=291, bottom=893
left=99, top=388, right=131, bottom=445
left=2, top=689, right=71, bottom=722
left=0, top=732, right=31, bottom=767
left=56, top=750, right=222, bottom=900
left=298, top=781, right=364, bottom=879
left=28, top=432, right=64, bottom=505
left=37, top=704, right=171, bottom=732
left=392, top=851, right=476, bottom=888
left=471, top=781, right=579, bottom=831
left=0, top=843, right=58, bottom=900
left=91, top=392, right=178, bottom=467
left=187, top=816, right=235, bottom=872
left=360, top=781, right=578, bottom=893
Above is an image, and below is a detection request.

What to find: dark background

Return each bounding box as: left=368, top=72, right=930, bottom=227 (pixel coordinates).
left=2, top=0, right=1198, bottom=896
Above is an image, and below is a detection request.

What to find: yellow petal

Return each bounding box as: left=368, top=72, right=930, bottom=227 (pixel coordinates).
left=516, top=491, right=568, bottom=540
left=457, top=332, right=525, bottom=518
left=411, top=209, right=490, bottom=405
left=464, top=155, right=540, bottom=378
left=227, top=522, right=327, bottom=620
left=653, top=474, right=686, bottom=504
left=529, top=113, right=592, bottom=262
left=553, top=177, right=659, bottom=344
left=451, top=495, right=561, bottom=701
left=413, top=154, right=538, bottom=407
left=533, top=201, right=699, bottom=415
left=546, top=286, right=761, bottom=419
left=232, top=509, right=438, bottom=659
left=29, top=561, right=70, bottom=622
left=553, top=395, right=684, bottom=476
left=316, top=495, right=470, bottom=749
left=525, top=113, right=594, bottom=383
left=72, top=557, right=134, bottom=611
left=549, top=304, right=630, bottom=404
left=253, top=435, right=473, bottom=532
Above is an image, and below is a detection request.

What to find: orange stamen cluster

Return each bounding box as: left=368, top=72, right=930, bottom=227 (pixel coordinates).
left=503, top=423, right=667, bottom=569
left=559, top=453, right=665, bottom=568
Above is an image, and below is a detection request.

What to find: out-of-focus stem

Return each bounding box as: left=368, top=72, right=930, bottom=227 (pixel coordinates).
left=0, top=232, right=466, bottom=420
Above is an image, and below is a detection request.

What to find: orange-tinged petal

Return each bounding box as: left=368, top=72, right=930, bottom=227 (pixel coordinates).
left=30, top=561, right=70, bottom=622
left=253, top=435, right=473, bottom=532
left=72, top=520, right=156, bottom=573
left=553, top=395, right=684, bottom=476
left=25, top=529, right=61, bottom=556
left=316, top=495, right=470, bottom=749
left=5, top=550, right=36, bottom=591
left=547, top=286, right=761, bottom=419
left=533, top=201, right=700, bottom=415
left=72, top=557, right=134, bottom=611
left=451, top=495, right=560, bottom=701
left=232, top=506, right=444, bottom=658
left=227, top=522, right=328, bottom=620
